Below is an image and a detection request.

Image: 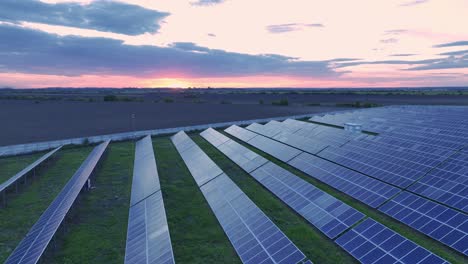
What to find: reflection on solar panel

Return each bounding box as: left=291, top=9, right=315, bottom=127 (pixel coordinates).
left=225, top=125, right=399, bottom=208
left=408, top=152, right=468, bottom=213
left=227, top=125, right=301, bottom=163
left=6, top=140, right=109, bottom=264
left=318, top=146, right=420, bottom=188
left=251, top=163, right=364, bottom=238
left=288, top=154, right=400, bottom=208
left=172, top=131, right=309, bottom=264
left=125, top=136, right=174, bottom=264
left=201, top=128, right=364, bottom=239
left=247, top=123, right=328, bottom=154
left=201, top=174, right=308, bottom=264
left=336, top=218, right=448, bottom=264
left=201, top=128, right=268, bottom=173
left=172, top=131, right=223, bottom=186
left=0, top=146, right=62, bottom=195
left=125, top=191, right=174, bottom=264
left=379, top=192, right=468, bottom=256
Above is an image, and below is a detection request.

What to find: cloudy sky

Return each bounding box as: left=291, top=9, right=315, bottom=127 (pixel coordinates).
left=1, top=0, right=467, bottom=88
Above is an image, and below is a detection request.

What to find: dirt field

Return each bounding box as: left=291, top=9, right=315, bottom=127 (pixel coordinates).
left=0, top=100, right=342, bottom=146
left=1, top=89, right=467, bottom=146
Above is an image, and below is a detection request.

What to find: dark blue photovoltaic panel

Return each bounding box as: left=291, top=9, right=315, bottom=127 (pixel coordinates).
left=202, top=174, right=308, bottom=264
left=0, top=146, right=62, bottom=194
left=251, top=163, right=365, bottom=239
left=125, top=136, right=174, bottom=264
left=6, top=140, right=109, bottom=264
left=201, top=128, right=364, bottom=239
left=408, top=152, right=468, bottom=213
left=318, top=146, right=419, bottom=188
left=173, top=132, right=310, bottom=264
left=288, top=153, right=400, bottom=208
left=225, top=125, right=400, bottom=208
left=336, top=218, right=448, bottom=264
left=379, top=192, right=468, bottom=256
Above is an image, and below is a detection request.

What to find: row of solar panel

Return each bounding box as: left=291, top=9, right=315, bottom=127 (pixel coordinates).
left=226, top=124, right=468, bottom=256
left=248, top=119, right=468, bottom=216
left=307, top=109, right=468, bottom=214
left=201, top=128, right=365, bottom=239
left=200, top=127, right=449, bottom=263
left=6, top=140, right=110, bottom=264
left=0, top=146, right=62, bottom=195
left=172, top=131, right=309, bottom=264
left=124, top=136, right=175, bottom=264
left=225, top=124, right=399, bottom=209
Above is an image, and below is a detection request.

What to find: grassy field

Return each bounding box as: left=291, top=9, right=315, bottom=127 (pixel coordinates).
left=0, top=151, right=44, bottom=183
left=0, top=133, right=467, bottom=263
left=0, top=147, right=93, bottom=262
left=44, top=141, right=134, bottom=264
left=219, top=130, right=467, bottom=264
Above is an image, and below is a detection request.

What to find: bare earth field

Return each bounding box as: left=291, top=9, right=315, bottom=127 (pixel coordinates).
left=0, top=100, right=340, bottom=146
left=1, top=90, right=467, bottom=146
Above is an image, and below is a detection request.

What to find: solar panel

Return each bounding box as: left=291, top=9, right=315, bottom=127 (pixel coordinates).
left=264, top=120, right=303, bottom=134
left=225, top=125, right=400, bottom=208
left=336, top=218, right=448, bottom=264
left=0, top=146, right=62, bottom=195
left=130, top=136, right=160, bottom=206
left=125, top=135, right=174, bottom=264
left=408, top=152, right=468, bottom=213
left=173, top=131, right=310, bottom=263
left=200, top=127, right=231, bottom=147
left=225, top=125, right=259, bottom=142
left=318, top=146, right=419, bottom=188
left=227, top=125, right=302, bottom=163
left=201, top=174, right=308, bottom=264
left=201, top=128, right=365, bottom=239
left=171, top=131, right=223, bottom=186
left=247, top=123, right=282, bottom=138
left=251, top=163, right=365, bottom=239
left=379, top=191, right=468, bottom=256
left=288, top=153, right=400, bottom=208
left=6, top=140, right=110, bottom=264
left=125, top=191, right=174, bottom=264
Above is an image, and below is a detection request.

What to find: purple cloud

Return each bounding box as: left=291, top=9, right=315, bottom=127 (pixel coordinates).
left=0, top=0, right=169, bottom=36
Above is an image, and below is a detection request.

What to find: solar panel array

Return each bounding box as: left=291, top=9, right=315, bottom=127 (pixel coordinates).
left=6, top=140, right=110, bottom=264
left=336, top=218, right=448, bottom=264
left=379, top=192, right=468, bottom=256
left=225, top=125, right=400, bottom=208
left=307, top=106, right=468, bottom=212
left=200, top=128, right=365, bottom=239
left=125, top=136, right=174, bottom=264
left=172, top=131, right=309, bottom=264
left=0, top=146, right=62, bottom=195
left=408, top=151, right=468, bottom=213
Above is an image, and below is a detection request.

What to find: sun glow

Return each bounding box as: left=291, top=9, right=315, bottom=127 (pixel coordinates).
left=142, top=78, right=192, bottom=88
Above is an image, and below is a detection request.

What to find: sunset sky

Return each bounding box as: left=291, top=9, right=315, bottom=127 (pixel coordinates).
left=1, top=0, right=468, bottom=88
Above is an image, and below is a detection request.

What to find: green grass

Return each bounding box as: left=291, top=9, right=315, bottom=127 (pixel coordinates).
left=0, top=152, right=45, bottom=183
left=219, top=131, right=467, bottom=264
left=0, top=147, right=93, bottom=262
left=153, top=137, right=241, bottom=264
left=45, top=141, right=134, bottom=264
left=192, top=134, right=357, bottom=264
